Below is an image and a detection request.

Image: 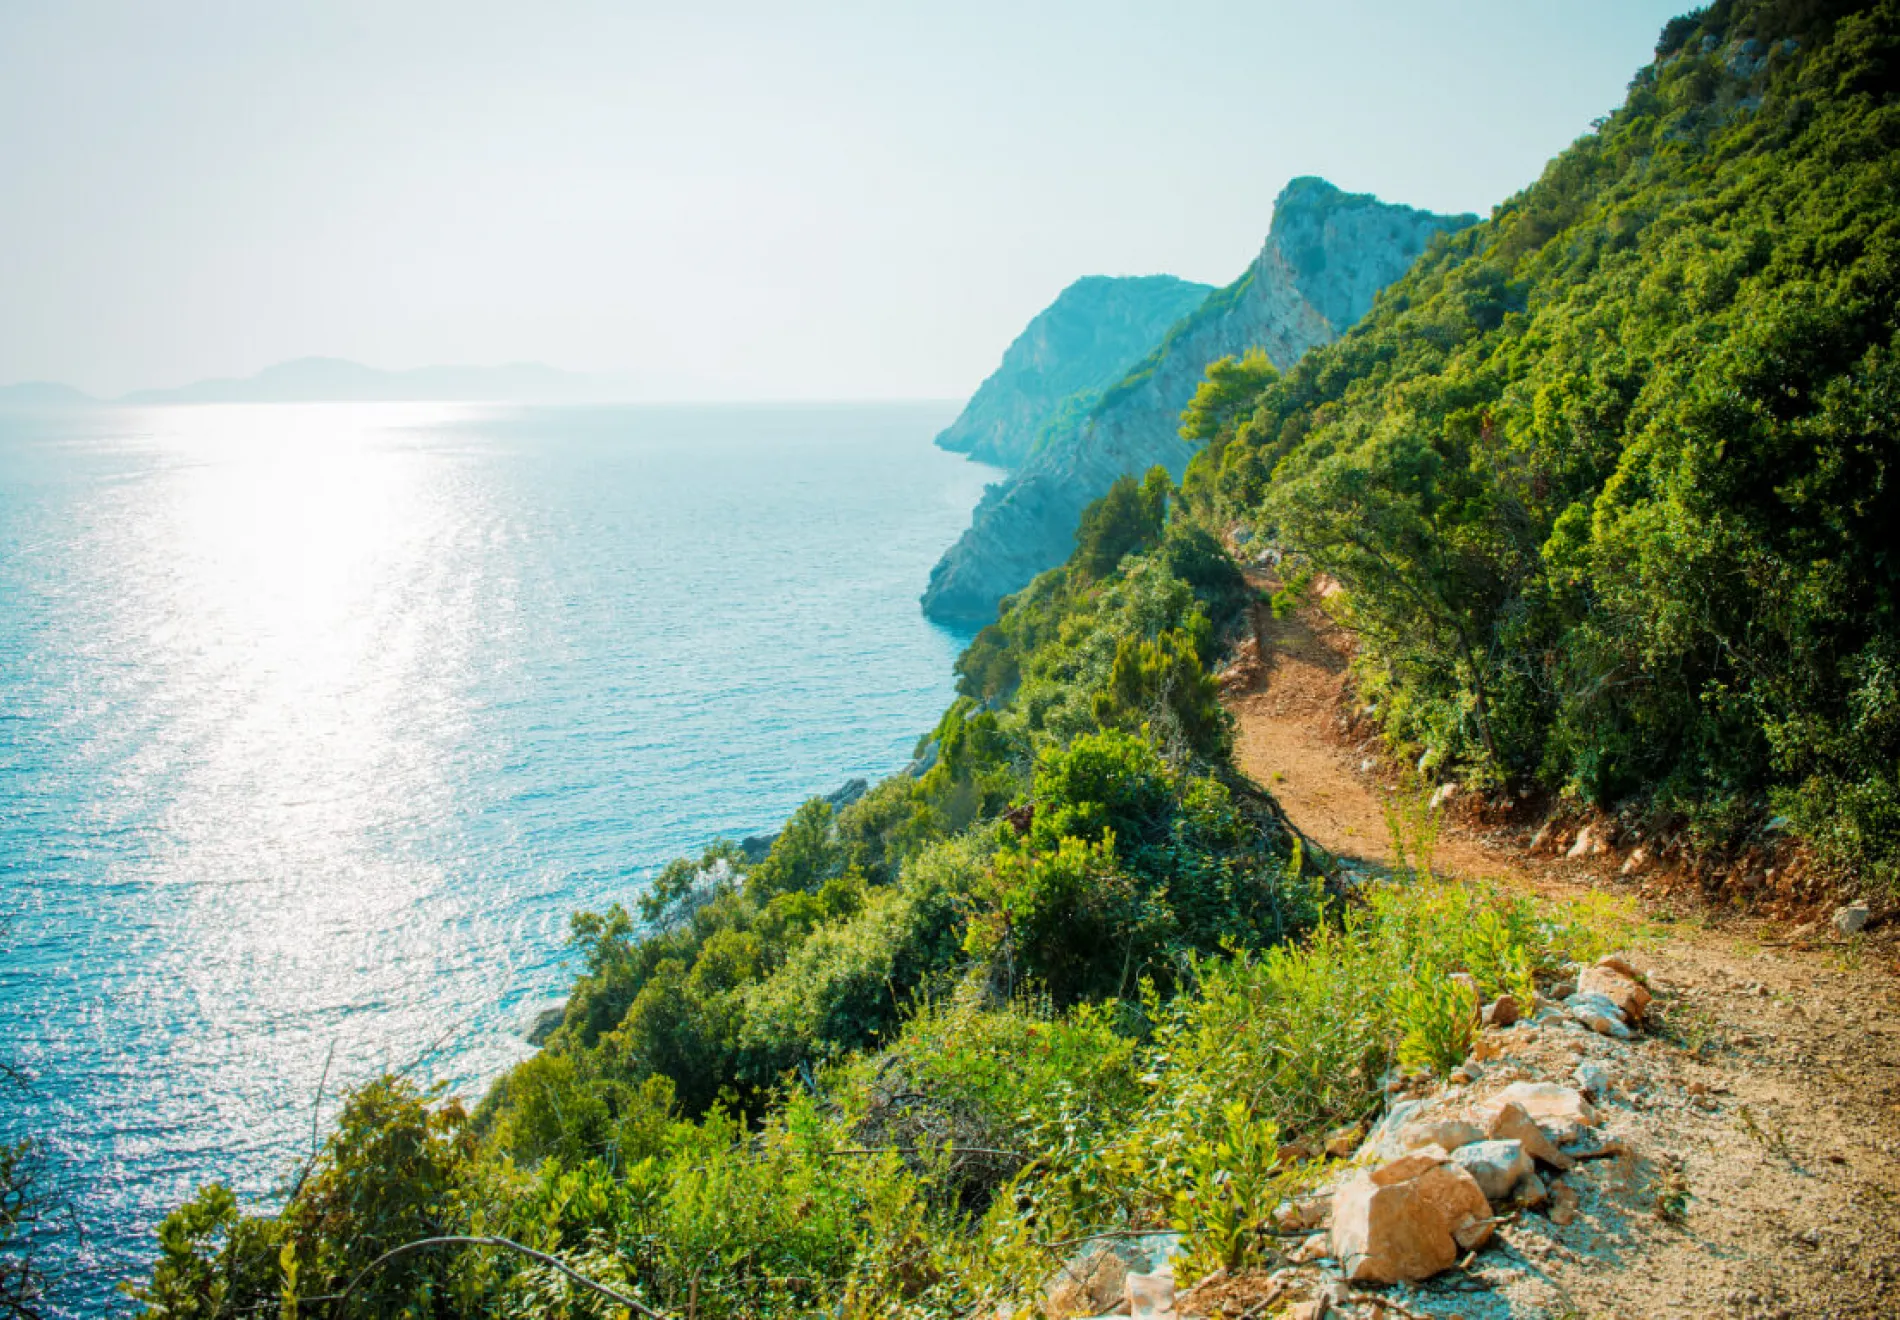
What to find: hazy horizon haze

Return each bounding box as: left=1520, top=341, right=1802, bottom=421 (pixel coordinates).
left=2, top=1, right=1687, bottom=400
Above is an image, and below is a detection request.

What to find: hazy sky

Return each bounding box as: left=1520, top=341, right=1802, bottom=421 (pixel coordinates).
left=1, top=1, right=1687, bottom=400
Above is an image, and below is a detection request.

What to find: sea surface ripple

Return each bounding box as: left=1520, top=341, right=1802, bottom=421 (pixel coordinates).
left=0, top=401, right=992, bottom=1313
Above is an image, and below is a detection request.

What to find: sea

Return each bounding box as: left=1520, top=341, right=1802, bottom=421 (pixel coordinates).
left=0, top=400, right=994, bottom=1314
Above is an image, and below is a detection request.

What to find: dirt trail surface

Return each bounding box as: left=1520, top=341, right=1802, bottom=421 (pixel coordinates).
left=1216, top=592, right=1900, bottom=1319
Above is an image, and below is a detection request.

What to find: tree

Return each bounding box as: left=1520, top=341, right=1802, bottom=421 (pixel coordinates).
left=1073, top=469, right=1170, bottom=581
left=746, top=799, right=841, bottom=900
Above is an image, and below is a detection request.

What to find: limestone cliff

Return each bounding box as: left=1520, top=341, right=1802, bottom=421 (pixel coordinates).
left=922, top=178, right=1476, bottom=624
left=935, top=274, right=1211, bottom=469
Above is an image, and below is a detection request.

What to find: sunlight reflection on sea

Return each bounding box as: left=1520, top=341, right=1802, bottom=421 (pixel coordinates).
left=0, top=400, right=987, bottom=1313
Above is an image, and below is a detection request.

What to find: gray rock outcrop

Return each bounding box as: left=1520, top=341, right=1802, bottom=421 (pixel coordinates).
left=936, top=274, right=1212, bottom=470
left=921, top=177, right=1476, bottom=624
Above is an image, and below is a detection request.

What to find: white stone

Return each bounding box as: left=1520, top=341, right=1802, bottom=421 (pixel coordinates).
left=1567, top=991, right=1633, bottom=1039
left=1126, top=1268, right=1174, bottom=1319
left=1574, top=1060, right=1614, bottom=1099
left=1835, top=903, right=1871, bottom=937
left=1450, top=1139, right=1534, bottom=1203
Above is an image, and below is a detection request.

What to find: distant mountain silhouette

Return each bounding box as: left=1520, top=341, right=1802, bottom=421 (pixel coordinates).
left=0, top=381, right=97, bottom=406
left=114, top=357, right=611, bottom=404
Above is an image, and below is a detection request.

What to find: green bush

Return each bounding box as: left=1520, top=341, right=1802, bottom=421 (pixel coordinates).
left=1183, top=0, right=1900, bottom=887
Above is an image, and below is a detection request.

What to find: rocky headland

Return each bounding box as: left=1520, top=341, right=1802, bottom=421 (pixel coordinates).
left=935, top=274, right=1212, bottom=470
left=921, top=178, right=1476, bottom=625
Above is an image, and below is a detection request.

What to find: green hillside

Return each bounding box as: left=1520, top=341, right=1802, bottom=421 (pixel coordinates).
left=1187, top=0, right=1900, bottom=891
left=122, top=2, right=1898, bottom=1316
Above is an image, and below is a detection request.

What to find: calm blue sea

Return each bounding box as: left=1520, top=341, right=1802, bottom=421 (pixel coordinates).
left=0, top=400, right=992, bottom=1313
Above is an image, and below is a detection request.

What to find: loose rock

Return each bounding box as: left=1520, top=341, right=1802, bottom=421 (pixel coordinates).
left=1401, top=1118, right=1484, bottom=1154
left=1333, top=1155, right=1493, bottom=1283
left=1567, top=824, right=1606, bottom=859
left=1483, top=1099, right=1575, bottom=1170
left=1834, top=903, right=1871, bottom=937
left=1567, top=991, right=1634, bottom=1039
left=1573, top=1060, right=1614, bottom=1099
left=1125, top=1268, right=1174, bottom=1319
left=1289, top=1232, right=1331, bottom=1264
left=1326, top=1122, right=1368, bottom=1158
left=1451, top=1139, right=1534, bottom=1203
left=1549, top=1181, right=1580, bottom=1227
left=1044, top=1242, right=1132, bottom=1317
left=1578, top=964, right=1652, bottom=1021
left=1511, top=1171, right=1549, bottom=1209
left=1492, top=1082, right=1598, bottom=1142
left=1482, top=995, right=1520, bottom=1028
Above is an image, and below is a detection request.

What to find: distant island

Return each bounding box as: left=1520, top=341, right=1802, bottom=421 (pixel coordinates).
left=0, top=380, right=98, bottom=406
left=0, top=356, right=631, bottom=406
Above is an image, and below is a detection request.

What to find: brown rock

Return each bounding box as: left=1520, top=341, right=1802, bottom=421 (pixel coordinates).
left=1274, top=1196, right=1331, bottom=1233
left=1371, top=1146, right=1449, bottom=1186
left=1289, top=1232, right=1331, bottom=1264
left=1596, top=953, right=1642, bottom=980
left=1549, top=1181, right=1580, bottom=1227
left=1332, top=1157, right=1493, bottom=1283
left=1399, top=1118, right=1483, bottom=1154
left=1578, top=965, right=1652, bottom=1022
left=1567, top=824, right=1606, bottom=859
left=1043, top=1243, right=1130, bottom=1318
left=1492, top=1081, right=1597, bottom=1141
left=1275, top=1138, right=1317, bottom=1168
left=1482, top=1100, right=1574, bottom=1171
left=1481, top=994, right=1520, bottom=1028
left=1416, top=1162, right=1496, bottom=1251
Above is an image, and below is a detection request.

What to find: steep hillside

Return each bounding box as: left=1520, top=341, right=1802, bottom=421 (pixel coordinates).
left=935, top=274, right=1211, bottom=469
left=922, top=178, right=1475, bottom=624
left=1188, top=0, right=1900, bottom=892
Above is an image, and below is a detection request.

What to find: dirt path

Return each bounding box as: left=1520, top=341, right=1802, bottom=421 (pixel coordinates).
left=1220, top=590, right=1900, bottom=1320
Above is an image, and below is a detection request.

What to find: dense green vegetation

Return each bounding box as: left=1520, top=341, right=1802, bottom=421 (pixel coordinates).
left=129, top=464, right=1632, bottom=1316
left=132, top=2, right=1891, bottom=1313
left=1186, top=0, right=1900, bottom=889
left=132, top=872, right=1627, bottom=1320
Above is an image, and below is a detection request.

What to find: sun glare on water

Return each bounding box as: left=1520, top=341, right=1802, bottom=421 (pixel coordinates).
left=26, top=403, right=539, bottom=1221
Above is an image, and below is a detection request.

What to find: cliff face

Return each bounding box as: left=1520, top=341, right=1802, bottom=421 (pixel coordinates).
left=922, top=178, right=1476, bottom=624
left=935, top=274, right=1212, bottom=469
